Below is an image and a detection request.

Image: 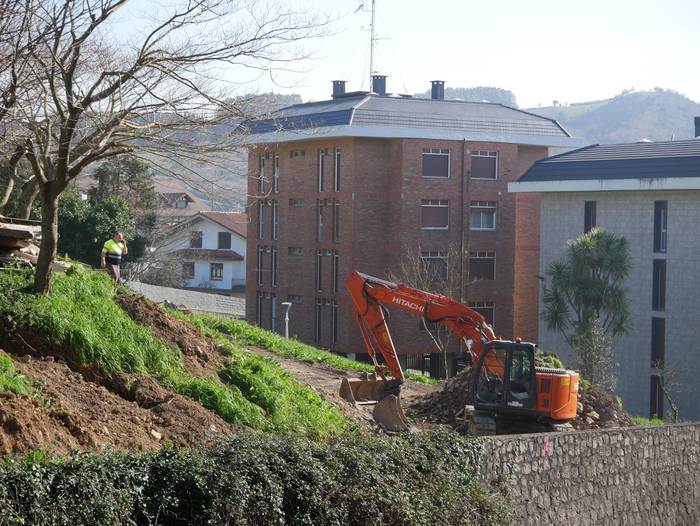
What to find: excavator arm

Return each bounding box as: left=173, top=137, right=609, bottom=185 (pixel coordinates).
left=346, top=269, right=498, bottom=376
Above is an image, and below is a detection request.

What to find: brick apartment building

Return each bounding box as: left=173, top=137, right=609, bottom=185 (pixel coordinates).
left=239, top=78, right=579, bottom=376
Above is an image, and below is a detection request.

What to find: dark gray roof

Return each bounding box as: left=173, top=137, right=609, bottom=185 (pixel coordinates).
left=519, top=139, right=700, bottom=182
left=238, top=94, right=576, bottom=146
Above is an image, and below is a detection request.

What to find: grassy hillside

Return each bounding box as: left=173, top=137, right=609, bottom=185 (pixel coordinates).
left=530, top=89, right=700, bottom=144
left=183, top=313, right=436, bottom=384
left=0, top=267, right=346, bottom=438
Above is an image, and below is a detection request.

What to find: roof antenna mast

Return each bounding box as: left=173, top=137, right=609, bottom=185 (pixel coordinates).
left=369, top=0, right=376, bottom=89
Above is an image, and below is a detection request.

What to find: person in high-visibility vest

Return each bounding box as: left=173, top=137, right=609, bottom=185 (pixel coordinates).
left=100, top=231, right=128, bottom=282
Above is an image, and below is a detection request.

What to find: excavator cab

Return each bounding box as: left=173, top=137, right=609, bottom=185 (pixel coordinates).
left=473, top=341, right=537, bottom=413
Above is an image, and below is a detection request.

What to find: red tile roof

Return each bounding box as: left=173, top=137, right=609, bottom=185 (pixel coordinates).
left=199, top=211, right=247, bottom=238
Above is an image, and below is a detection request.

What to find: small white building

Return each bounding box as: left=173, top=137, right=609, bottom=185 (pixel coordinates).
left=159, top=211, right=247, bottom=291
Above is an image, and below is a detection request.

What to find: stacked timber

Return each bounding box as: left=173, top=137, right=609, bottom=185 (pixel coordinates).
left=0, top=216, right=41, bottom=266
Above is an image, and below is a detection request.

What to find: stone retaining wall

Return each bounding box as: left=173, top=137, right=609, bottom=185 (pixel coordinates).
left=480, top=423, right=700, bottom=525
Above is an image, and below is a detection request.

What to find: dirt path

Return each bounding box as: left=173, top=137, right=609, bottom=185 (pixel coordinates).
left=245, top=346, right=438, bottom=427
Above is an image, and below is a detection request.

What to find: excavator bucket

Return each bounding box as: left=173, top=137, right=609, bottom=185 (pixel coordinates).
left=372, top=395, right=411, bottom=432
left=339, top=376, right=410, bottom=432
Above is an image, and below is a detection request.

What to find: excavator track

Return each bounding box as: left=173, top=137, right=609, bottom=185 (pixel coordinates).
left=468, top=411, right=497, bottom=436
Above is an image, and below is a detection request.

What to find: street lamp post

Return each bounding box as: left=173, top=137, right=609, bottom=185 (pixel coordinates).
left=281, top=301, right=292, bottom=338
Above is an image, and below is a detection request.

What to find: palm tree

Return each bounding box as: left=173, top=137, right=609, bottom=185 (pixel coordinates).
left=543, top=228, right=632, bottom=348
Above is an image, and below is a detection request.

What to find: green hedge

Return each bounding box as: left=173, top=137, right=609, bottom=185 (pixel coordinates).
left=0, top=431, right=510, bottom=526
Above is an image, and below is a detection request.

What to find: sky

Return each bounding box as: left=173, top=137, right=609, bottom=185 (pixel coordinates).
left=112, top=0, right=700, bottom=108
left=252, top=0, right=700, bottom=107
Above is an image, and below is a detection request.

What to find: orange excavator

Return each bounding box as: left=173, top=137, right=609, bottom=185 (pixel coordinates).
left=340, top=270, right=580, bottom=434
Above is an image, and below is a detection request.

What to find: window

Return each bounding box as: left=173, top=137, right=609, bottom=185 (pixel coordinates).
left=218, top=232, right=231, bottom=250
left=650, top=375, right=664, bottom=419
left=317, top=200, right=326, bottom=242
left=584, top=201, right=596, bottom=233
left=421, top=200, right=449, bottom=229
left=273, top=153, right=279, bottom=193
left=287, top=294, right=303, bottom=304
left=468, top=301, right=495, bottom=325
left=289, top=198, right=304, bottom=207
left=271, top=247, right=278, bottom=287
left=314, top=299, right=323, bottom=342
left=256, top=246, right=264, bottom=286
left=654, top=201, right=668, bottom=253
left=421, top=251, right=448, bottom=280
left=651, top=317, right=665, bottom=368
left=176, top=198, right=188, bottom=209
left=334, top=149, right=341, bottom=192
left=470, top=201, right=496, bottom=230
left=469, top=252, right=495, bottom=281
left=422, top=148, right=450, bottom=178
left=332, top=200, right=340, bottom=242
left=271, top=200, right=279, bottom=240
left=317, top=148, right=326, bottom=192
left=331, top=301, right=339, bottom=344
left=652, top=259, right=666, bottom=311
left=331, top=250, right=339, bottom=293
left=255, top=291, right=263, bottom=325
left=182, top=262, right=194, bottom=279
left=288, top=247, right=303, bottom=256
left=471, top=151, right=498, bottom=180
left=270, top=294, right=277, bottom=332
left=257, top=201, right=265, bottom=240
left=289, top=149, right=305, bottom=158
left=258, top=153, right=265, bottom=193
left=210, top=263, right=223, bottom=281
left=189, top=231, right=203, bottom=248
left=315, top=250, right=323, bottom=291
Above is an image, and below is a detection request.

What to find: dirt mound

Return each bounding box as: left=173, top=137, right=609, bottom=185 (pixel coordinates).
left=116, top=290, right=224, bottom=377
left=409, top=367, right=636, bottom=432
left=409, top=368, right=474, bottom=426
left=571, top=384, right=636, bottom=430
left=0, top=352, right=240, bottom=455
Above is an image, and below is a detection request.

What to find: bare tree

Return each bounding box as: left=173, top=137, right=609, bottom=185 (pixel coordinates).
left=652, top=360, right=681, bottom=423
left=389, top=244, right=463, bottom=378
left=0, top=0, right=325, bottom=292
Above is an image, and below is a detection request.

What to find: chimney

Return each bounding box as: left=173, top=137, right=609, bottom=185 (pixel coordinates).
left=372, top=75, right=387, bottom=96
left=695, top=116, right=700, bottom=138
left=332, top=80, right=346, bottom=98
left=431, top=80, right=445, bottom=100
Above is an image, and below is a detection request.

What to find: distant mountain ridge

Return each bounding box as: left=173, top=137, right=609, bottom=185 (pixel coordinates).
left=527, top=89, right=700, bottom=145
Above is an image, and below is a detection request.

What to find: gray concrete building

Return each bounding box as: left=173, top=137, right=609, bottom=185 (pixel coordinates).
left=510, top=135, right=700, bottom=421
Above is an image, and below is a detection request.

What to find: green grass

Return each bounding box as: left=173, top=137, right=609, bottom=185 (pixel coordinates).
left=0, top=351, right=32, bottom=396
left=0, top=268, right=346, bottom=438
left=183, top=313, right=436, bottom=384
left=634, top=416, right=665, bottom=427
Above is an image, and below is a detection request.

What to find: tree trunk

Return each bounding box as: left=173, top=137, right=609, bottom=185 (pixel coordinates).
left=17, top=178, right=39, bottom=219
left=34, top=186, right=59, bottom=293
left=0, top=176, right=15, bottom=210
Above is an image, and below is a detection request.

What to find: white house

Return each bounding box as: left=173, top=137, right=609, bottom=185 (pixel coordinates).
left=159, top=211, right=247, bottom=291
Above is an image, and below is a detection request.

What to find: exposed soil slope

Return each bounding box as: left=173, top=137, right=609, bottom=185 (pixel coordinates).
left=0, top=351, right=240, bottom=455
left=116, top=289, right=225, bottom=378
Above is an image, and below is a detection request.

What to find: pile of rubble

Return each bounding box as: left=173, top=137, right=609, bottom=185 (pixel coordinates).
left=409, top=366, right=636, bottom=432
left=0, top=216, right=41, bottom=267
left=409, top=367, right=474, bottom=426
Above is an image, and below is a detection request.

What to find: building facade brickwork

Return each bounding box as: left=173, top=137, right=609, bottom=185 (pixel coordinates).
left=245, top=136, right=549, bottom=375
